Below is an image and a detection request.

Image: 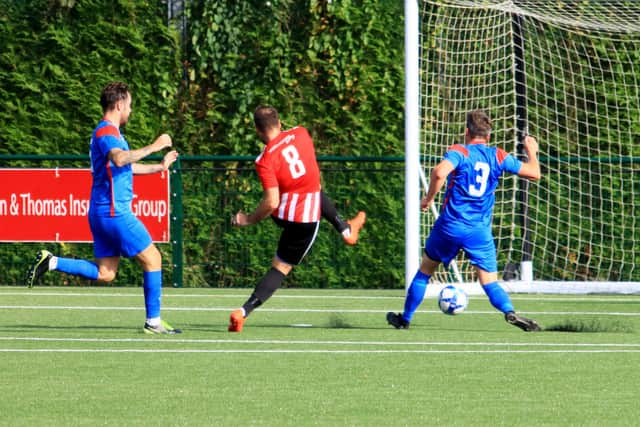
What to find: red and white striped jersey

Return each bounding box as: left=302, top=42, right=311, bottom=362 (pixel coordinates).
left=255, top=126, right=321, bottom=223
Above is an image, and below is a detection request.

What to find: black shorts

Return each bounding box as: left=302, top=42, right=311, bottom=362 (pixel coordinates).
left=272, top=217, right=320, bottom=265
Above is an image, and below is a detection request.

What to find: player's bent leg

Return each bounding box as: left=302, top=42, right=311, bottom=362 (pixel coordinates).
left=319, top=191, right=366, bottom=245
left=271, top=257, right=294, bottom=276
left=420, top=252, right=440, bottom=276
left=343, top=211, right=366, bottom=245
left=230, top=259, right=291, bottom=332
left=482, top=283, right=514, bottom=313
left=253, top=264, right=288, bottom=304
left=55, top=258, right=100, bottom=281
left=134, top=243, right=162, bottom=272
left=230, top=257, right=292, bottom=332
left=320, top=191, right=349, bottom=234
left=476, top=268, right=541, bottom=332
left=135, top=244, right=162, bottom=324
left=388, top=252, right=439, bottom=329
left=476, top=269, right=513, bottom=311
left=134, top=244, right=182, bottom=334
left=230, top=220, right=316, bottom=332
left=399, top=269, right=430, bottom=325
left=94, top=257, right=120, bottom=282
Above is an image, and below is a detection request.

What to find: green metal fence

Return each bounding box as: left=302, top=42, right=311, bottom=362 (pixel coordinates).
left=0, top=155, right=406, bottom=289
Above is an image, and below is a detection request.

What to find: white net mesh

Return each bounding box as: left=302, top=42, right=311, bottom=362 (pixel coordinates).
left=420, top=0, right=640, bottom=285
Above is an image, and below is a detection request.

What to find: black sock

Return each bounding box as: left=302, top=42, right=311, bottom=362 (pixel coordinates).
left=242, top=268, right=286, bottom=316
left=321, top=191, right=349, bottom=233
left=241, top=293, right=262, bottom=317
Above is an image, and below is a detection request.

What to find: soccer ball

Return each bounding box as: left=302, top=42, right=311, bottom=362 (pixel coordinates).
left=437, top=285, right=469, bottom=315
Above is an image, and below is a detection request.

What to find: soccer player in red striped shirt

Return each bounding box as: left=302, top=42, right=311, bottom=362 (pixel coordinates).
left=229, top=106, right=364, bottom=332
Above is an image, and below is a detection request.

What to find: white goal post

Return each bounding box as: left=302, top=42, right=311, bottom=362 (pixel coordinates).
left=405, top=0, right=640, bottom=294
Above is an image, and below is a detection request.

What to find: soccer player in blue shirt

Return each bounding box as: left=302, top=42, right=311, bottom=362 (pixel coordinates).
left=25, top=82, right=181, bottom=334
left=387, top=109, right=542, bottom=331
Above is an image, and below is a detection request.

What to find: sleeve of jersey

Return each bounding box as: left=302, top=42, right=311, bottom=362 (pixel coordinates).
left=98, top=136, right=126, bottom=155
left=95, top=126, right=127, bottom=154
left=442, top=147, right=464, bottom=168
left=255, top=155, right=279, bottom=190
left=497, top=148, right=523, bottom=174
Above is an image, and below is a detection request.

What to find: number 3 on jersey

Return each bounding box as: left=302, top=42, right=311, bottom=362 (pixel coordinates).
left=282, top=145, right=306, bottom=179
left=469, top=161, right=489, bottom=196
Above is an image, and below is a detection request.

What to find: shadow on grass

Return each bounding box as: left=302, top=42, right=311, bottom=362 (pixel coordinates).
left=544, top=318, right=634, bottom=333
left=184, top=319, right=391, bottom=331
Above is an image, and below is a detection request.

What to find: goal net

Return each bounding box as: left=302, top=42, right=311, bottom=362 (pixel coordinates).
left=418, top=0, right=640, bottom=293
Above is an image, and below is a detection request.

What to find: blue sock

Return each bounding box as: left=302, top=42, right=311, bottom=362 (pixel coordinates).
left=402, top=270, right=430, bottom=322
left=55, top=257, right=99, bottom=280
left=482, top=281, right=514, bottom=313
left=143, top=271, right=162, bottom=319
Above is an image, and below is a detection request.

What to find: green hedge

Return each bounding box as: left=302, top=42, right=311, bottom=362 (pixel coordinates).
left=0, top=0, right=181, bottom=155
left=0, top=0, right=407, bottom=288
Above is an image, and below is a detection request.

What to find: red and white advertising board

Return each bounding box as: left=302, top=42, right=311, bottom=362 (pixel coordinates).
left=0, top=169, right=170, bottom=242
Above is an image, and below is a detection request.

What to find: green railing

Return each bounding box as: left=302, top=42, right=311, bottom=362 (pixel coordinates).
left=0, top=155, right=406, bottom=288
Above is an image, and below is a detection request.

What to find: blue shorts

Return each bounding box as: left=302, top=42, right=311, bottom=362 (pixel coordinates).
left=424, top=221, right=497, bottom=273
left=89, top=212, right=152, bottom=258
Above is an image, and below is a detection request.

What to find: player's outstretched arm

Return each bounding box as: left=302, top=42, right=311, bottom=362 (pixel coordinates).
left=109, top=133, right=173, bottom=168
left=517, top=135, right=541, bottom=180
left=131, top=150, right=179, bottom=175
left=232, top=187, right=280, bottom=227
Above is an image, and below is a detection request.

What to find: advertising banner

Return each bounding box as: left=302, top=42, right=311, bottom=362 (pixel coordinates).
left=0, top=169, right=170, bottom=242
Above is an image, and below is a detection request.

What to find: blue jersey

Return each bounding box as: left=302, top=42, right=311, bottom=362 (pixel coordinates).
left=89, top=121, right=133, bottom=217
left=438, top=141, right=522, bottom=229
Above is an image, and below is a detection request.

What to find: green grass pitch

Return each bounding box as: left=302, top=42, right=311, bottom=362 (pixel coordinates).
left=1, top=286, right=639, bottom=426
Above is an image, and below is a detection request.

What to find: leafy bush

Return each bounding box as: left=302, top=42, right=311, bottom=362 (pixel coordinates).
left=0, top=0, right=407, bottom=289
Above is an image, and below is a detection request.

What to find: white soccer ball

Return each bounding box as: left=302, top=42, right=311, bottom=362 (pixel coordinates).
left=437, top=285, right=468, bottom=315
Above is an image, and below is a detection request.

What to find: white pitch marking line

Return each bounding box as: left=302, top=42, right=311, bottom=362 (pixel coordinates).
left=1, top=336, right=640, bottom=347
left=0, top=305, right=639, bottom=316
left=0, top=291, right=403, bottom=300
left=4, top=291, right=640, bottom=303
left=1, top=349, right=639, bottom=354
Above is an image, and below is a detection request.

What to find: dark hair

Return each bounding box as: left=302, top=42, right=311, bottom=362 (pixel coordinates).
left=466, top=109, right=492, bottom=138
left=100, top=82, right=130, bottom=113
left=253, top=105, right=280, bottom=133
